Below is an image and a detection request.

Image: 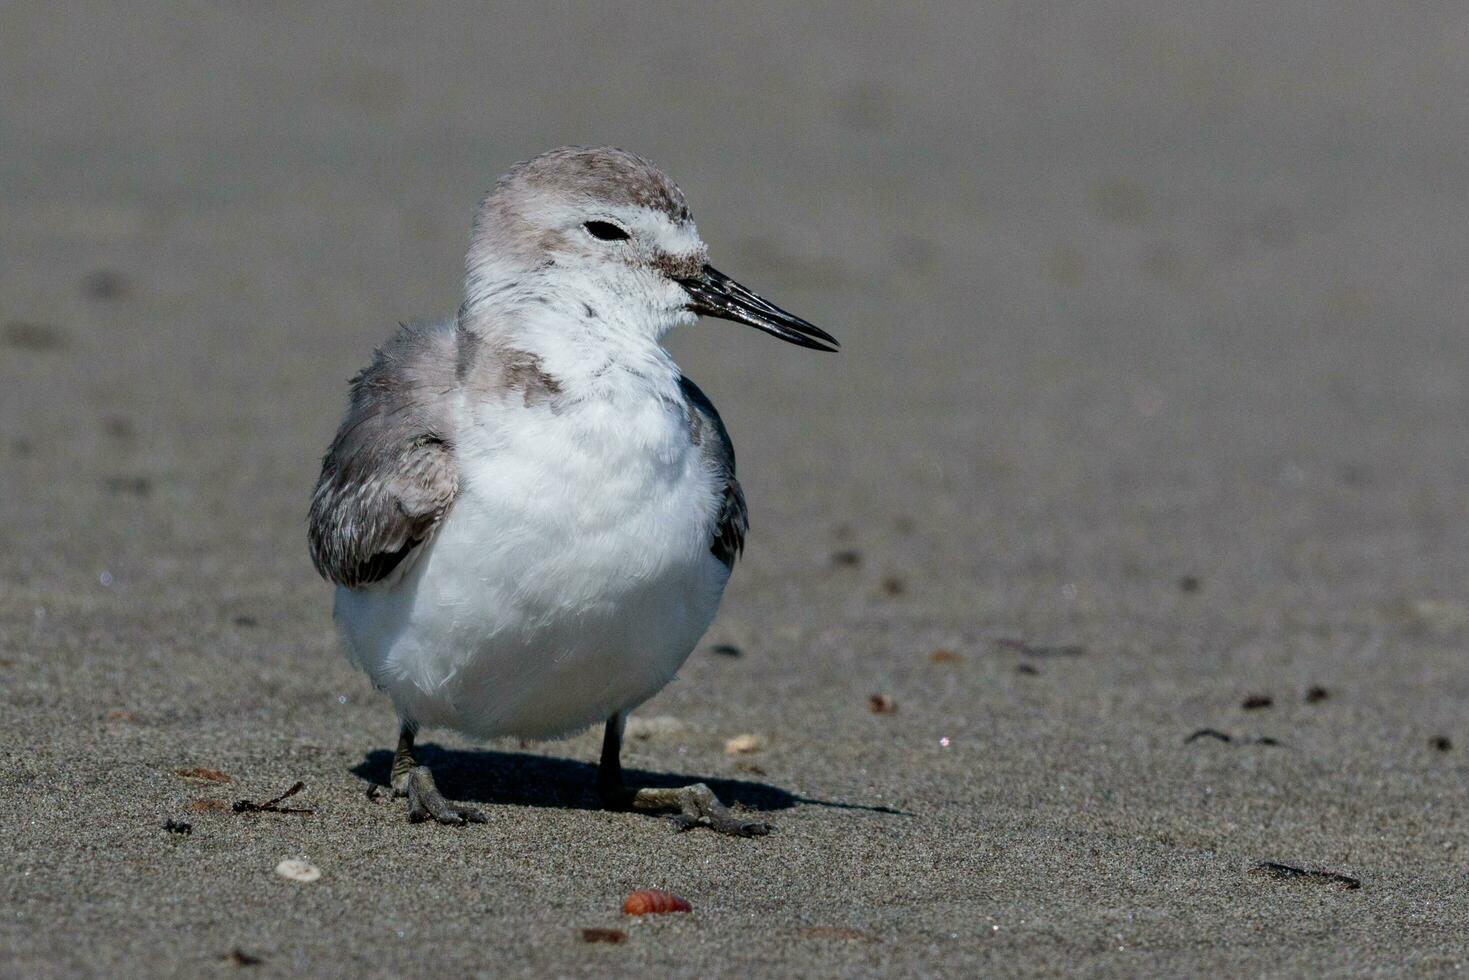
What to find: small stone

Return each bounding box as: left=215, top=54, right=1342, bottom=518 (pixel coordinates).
left=1304, top=685, right=1329, bottom=704
left=831, top=549, right=862, bottom=567
left=580, top=927, right=627, bottom=944
left=880, top=576, right=906, bottom=596
left=623, top=889, right=691, bottom=915
left=1178, top=575, right=1202, bottom=593
left=1241, top=695, right=1273, bottom=710
left=724, top=733, right=765, bottom=755
left=1431, top=736, right=1452, bottom=752
left=274, top=858, right=321, bottom=883
left=867, top=694, right=897, bottom=714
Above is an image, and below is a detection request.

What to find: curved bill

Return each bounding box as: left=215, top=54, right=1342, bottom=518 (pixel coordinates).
left=677, top=264, right=839, bottom=352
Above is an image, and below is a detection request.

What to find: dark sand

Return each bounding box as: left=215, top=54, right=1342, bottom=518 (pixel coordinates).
left=3, top=4, right=1468, bottom=976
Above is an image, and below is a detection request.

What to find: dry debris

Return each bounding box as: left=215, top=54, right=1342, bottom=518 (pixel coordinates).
left=175, top=767, right=231, bottom=784
left=234, top=781, right=313, bottom=815
left=1251, top=861, right=1360, bottom=890
left=1185, top=729, right=1280, bottom=747
left=998, top=638, right=1085, bottom=658
left=724, top=733, right=766, bottom=755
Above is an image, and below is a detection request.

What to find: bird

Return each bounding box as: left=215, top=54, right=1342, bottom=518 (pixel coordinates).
left=307, top=146, right=837, bottom=835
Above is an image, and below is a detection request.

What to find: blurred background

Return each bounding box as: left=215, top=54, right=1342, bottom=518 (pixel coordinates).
left=3, top=4, right=1467, bottom=976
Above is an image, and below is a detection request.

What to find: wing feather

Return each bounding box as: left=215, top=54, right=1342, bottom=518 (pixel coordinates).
left=679, top=375, right=747, bottom=568
left=308, top=319, right=462, bottom=588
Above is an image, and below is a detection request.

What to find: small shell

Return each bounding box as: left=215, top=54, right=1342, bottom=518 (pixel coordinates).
left=623, top=889, right=691, bottom=915
left=724, top=734, right=765, bottom=755
left=274, top=858, right=321, bottom=883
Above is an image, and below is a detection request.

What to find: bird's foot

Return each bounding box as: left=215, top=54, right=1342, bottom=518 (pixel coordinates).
left=618, top=782, right=772, bottom=837
left=396, top=765, right=487, bottom=826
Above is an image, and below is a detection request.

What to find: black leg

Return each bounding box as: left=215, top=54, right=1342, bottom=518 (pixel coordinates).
left=596, top=714, right=631, bottom=807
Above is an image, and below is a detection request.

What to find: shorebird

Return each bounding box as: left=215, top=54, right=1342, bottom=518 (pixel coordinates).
left=308, top=146, right=837, bottom=835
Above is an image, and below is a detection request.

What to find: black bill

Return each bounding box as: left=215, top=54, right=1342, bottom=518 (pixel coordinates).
left=678, top=264, right=839, bottom=352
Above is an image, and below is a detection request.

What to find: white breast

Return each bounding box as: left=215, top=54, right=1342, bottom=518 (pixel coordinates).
left=333, top=383, right=731, bottom=739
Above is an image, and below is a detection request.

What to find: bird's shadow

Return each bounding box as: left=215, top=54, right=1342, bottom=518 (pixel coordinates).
left=351, top=743, right=906, bottom=817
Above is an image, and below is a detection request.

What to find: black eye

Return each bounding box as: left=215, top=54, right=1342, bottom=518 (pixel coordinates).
left=584, top=220, right=630, bottom=241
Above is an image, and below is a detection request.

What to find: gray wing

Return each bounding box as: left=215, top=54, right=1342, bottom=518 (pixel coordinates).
left=308, top=319, right=463, bottom=588
left=679, top=375, right=747, bottom=568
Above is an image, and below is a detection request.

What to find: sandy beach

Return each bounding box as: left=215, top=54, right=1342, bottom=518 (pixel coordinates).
left=3, top=4, right=1468, bottom=975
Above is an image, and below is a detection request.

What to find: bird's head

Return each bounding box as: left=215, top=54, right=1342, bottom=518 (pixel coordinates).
left=464, top=146, right=837, bottom=352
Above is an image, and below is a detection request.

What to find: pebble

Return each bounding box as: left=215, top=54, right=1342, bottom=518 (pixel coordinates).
left=274, top=859, right=321, bottom=883
left=724, top=733, right=765, bottom=755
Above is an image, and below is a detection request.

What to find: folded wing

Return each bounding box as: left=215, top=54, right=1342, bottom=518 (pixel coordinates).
left=308, top=319, right=462, bottom=588
left=679, top=375, right=747, bottom=568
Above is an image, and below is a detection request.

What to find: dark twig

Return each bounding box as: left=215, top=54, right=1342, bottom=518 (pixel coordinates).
left=1251, top=861, right=1361, bottom=890
left=233, top=781, right=314, bottom=815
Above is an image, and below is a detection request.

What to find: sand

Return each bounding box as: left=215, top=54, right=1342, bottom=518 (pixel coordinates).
left=3, top=3, right=1468, bottom=976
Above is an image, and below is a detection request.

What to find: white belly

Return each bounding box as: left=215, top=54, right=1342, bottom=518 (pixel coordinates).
left=333, top=392, right=730, bottom=739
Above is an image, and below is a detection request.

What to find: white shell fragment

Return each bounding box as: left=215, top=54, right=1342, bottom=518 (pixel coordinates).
left=724, top=733, right=765, bottom=755
left=274, top=858, right=322, bottom=883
